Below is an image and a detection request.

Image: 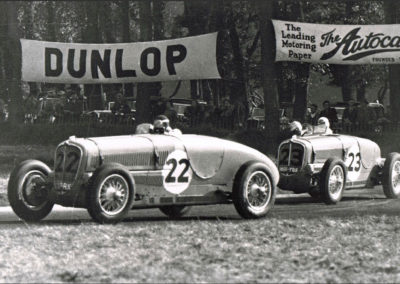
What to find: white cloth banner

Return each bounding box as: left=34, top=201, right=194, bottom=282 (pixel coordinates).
left=273, top=20, right=400, bottom=64
left=21, top=33, right=220, bottom=83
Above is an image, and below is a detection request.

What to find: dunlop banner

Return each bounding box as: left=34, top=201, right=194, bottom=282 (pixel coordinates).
left=21, top=33, right=220, bottom=83
left=273, top=20, right=400, bottom=64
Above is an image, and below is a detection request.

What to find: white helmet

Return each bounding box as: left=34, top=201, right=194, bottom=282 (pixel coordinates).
left=289, top=121, right=302, bottom=132
left=318, top=117, right=330, bottom=128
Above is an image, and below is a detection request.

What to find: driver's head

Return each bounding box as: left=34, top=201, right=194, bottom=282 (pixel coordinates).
left=318, top=116, right=330, bottom=128
left=289, top=121, right=302, bottom=136
left=153, top=115, right=170, bottom=134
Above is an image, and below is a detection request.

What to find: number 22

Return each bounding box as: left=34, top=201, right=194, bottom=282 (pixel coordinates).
left=165, top=158, right=190, bottom=183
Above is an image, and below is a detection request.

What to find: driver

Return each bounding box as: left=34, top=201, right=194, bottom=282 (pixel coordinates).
left=317, top=117, right=333, bottom=134
left=152, top=115, right=182, bottom=136
left=153, top=115, right=172, bottom=134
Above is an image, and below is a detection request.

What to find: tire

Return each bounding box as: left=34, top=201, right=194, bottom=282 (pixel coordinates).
left=319, top=158, right=347, bottom=204
left=87, top=163, right=134, bottom=224
left=159, top=206, right=191, bottom=218
left=233, top=162, right=276, bottom=219
left=382, top=152, right=400, bottom=199
left=7, top=160, right=54, bottom=222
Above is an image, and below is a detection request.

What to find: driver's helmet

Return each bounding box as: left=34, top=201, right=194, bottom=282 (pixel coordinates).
left=153, top=115, right=171, bottom=134
left=318, top=117, right=330, bottom=128
left=289, top=120, right=302, bottom=136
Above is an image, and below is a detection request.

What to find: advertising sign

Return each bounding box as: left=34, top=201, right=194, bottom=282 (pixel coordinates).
left=21, top=33, right=220, bottom=83
left=273, top=20, right=400, bottom=64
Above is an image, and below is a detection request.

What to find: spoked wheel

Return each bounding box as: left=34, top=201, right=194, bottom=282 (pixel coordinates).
left=320, top=158, right=347, bottom=205
left=382, top=152, right=400, bottom=199
left=88, top=164, right=134, bottom=224
left=8, top=160, right=54, bottom=222
left=233, top=162, right=276, bottom=219
left=246, top=171, right=272, bottom=211
left=98, top=174, right=130, bottom=215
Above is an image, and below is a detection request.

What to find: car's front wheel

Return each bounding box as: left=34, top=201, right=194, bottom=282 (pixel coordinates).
left=382, top=152, right=400, bottom=199
left=159, top=206, right=191, bottom=218
left=319, top=158, right=347, bottom=204
left=87, top=164, right=134, bottom=224
left=7, top=160, right=54, bottom=222
left=233, top=162, right=276, bottom=219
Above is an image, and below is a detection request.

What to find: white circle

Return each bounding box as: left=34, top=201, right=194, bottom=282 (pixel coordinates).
left=162, top=150, right=193, bottom=194
left=344, top=144, right=361, bottom=181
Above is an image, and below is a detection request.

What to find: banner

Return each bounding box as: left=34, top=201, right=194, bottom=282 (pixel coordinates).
left=21, top=33, right=220, bottom=83
left=273, top=20, right=400, bottom=64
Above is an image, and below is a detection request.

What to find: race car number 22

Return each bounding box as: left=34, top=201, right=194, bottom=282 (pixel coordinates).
left=162, top=150, right=193, bottom=194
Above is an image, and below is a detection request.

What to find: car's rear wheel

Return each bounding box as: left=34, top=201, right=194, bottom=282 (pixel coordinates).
left=320, top=158, right=347, bottom=204
left=159, top=206, right=191, bottom=218
left=382, top=152, right=400, bottom=199
left=88, top=164, right=134, bottom=224
left=8, top=160, right=53, bottom=222
left=233, top=162, right=275, bottom=219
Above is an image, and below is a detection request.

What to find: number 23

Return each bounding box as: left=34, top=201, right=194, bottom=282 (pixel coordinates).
left=348, top=152, right=361, bottom=172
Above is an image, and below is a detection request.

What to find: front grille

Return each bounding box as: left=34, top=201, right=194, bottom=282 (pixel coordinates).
left=278, top=142, right=304, bottom=175
left=54, top=144, right=81, bottom=190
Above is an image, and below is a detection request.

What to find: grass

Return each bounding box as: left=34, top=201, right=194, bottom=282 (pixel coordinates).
left=0, top=215, right=399, bottom=282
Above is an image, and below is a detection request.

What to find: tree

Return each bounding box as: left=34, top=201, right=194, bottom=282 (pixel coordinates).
left=258, top=0, right=280, bottom=149
left=82, top=1, right=103, bottom=110
left=384, top=0, right=400, bottom=122
left=135, top=1, right=155, bottom=125
left=120, top=0, right=134, bottom=98
left=4, top=1, right=23, bottom=122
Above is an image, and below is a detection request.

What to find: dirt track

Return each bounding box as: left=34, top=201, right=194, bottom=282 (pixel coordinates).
left=1, top=186, right=399, bottom=223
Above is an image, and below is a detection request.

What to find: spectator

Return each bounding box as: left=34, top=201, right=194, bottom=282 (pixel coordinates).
left=184, top=100, right=198, bottom=127
left=65, top=94, right=82, bottom=122
left=152, top=98, right=167, bottom=118
left=305, top=104, right=320, bottom=125
left=163, top=101, right=178, bottom=126
left=221, top=98, right=234, bottom=129
left=319, top=100, right=338, bottom=127
left=203, top=101, right=216, bottom=127
left=342, top=100, right=358, bottom=131
left=356, top=99, right=376, bottom=131
left=111, top=93, right=131, bottom=115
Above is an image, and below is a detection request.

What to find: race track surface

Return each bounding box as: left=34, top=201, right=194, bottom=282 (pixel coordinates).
left=1, top=186, right=399, bottom=224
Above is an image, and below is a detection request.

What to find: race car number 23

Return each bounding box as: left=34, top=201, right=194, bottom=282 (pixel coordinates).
left=345, top=144, right=362, bottom=181
left=162, top=150, right=193, bottom=194
left=348, top=152, right=361, bottom=172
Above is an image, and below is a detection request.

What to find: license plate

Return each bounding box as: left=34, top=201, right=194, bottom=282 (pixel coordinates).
left=279, top=166, right=299, bottom=174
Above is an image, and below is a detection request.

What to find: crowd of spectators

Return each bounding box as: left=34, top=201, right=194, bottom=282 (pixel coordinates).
left=304, top=99, right=389, bottom=133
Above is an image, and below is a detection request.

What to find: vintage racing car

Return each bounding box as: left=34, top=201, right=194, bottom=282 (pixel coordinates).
left=8, top=125, right=279, bottom=223
left=277, top=125, right=400, bottom=204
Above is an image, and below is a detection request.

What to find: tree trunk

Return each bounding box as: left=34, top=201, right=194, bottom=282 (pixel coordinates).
left=384, top=0, right=400, bottom=122
left=83, top=2, right=103, bottom=110
left=136, top=1, right=154, bottom=125
left=258, top=1, right=280, bottom=149
left=292, top=63, right=310, bottom=121
left=120, top=0, right=133, bottom=98
left=341, top=66, right=353, bottom=101
left=46, top=1, right=56, bottom=42
left=5, top=2, right=23, bottom=122
left=184, top=0, right=209, bottom=101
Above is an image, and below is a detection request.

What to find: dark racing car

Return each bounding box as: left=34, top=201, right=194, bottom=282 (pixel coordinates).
left=277, top=125, right=400, bottom=204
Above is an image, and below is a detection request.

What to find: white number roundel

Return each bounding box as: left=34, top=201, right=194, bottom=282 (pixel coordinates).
left=344, top=144, right=361, bottom=181
left=162, top=150, right=193, bottom=194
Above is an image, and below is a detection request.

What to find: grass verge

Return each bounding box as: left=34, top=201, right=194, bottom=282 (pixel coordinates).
left=0, top=215, right=399, bottom=282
